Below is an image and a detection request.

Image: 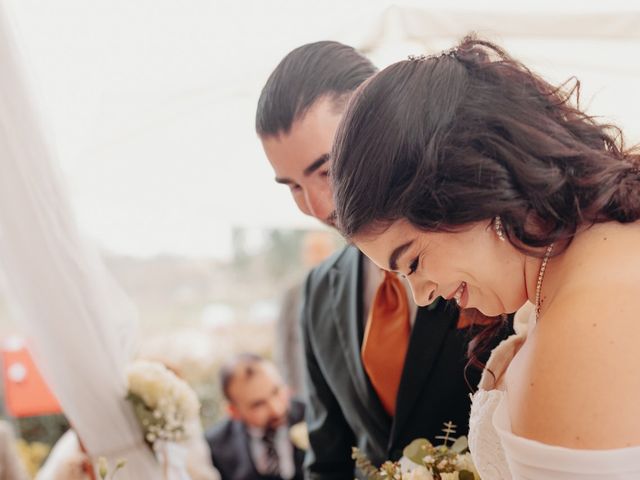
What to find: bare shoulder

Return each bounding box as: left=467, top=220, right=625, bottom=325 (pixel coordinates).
left=506, top=222, right=640, bottom=449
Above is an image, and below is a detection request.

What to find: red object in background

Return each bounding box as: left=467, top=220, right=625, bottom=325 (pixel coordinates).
left=1, top=337, right=62, bottom=417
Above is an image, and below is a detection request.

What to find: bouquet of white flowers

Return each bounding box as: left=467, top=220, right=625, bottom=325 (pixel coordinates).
left=126, top=360, right=201, bottom=446
left=352, top=422, right=480, bottom=480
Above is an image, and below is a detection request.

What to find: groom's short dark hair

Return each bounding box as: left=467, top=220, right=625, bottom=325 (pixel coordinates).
left=255, top=41, right=377, bottom=138
left=220, top=352, right=266, bottom=402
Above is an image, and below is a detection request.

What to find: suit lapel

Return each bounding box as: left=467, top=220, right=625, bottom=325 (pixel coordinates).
left=237, top=422, right=262, bottom=479
left=329, top=248, right=390, bottom=434
left=389, top=299, right=459, bottom=447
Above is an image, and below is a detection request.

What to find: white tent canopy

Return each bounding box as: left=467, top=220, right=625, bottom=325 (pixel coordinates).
left=5, top=0, right=640, bottom=258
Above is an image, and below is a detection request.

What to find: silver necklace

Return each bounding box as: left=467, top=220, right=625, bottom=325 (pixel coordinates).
left=535, top=243, right=555, bottom=321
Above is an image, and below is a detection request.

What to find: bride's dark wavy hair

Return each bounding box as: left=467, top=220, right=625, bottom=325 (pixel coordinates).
left=331, top=35, right=640, bottom=366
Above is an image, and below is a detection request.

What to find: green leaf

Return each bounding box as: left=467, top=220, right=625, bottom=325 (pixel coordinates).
left=458, top=469, right=474, bottom=480
left=450, top=436, right=468, bottom=454
left=402, top=438, right=432, bottom=465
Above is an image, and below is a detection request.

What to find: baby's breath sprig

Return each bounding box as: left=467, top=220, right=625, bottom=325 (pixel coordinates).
left=97, top=457, right=126, bottom=480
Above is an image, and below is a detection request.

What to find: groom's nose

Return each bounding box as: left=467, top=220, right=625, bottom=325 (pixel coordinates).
left=304, top=189, right=333, bottom=223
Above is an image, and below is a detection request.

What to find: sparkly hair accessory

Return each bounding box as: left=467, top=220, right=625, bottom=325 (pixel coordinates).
left=408, top=46, right=458, bottom=62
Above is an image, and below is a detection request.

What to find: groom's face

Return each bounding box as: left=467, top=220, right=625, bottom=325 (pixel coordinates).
left=261, top=97, right=342, bottom=227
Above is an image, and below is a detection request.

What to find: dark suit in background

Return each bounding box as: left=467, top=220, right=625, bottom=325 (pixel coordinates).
left=302, top=246, right=511, bottom=479
left=206, top=399, right=306, bottom=480
left=274, top=282, right=306, bottom=396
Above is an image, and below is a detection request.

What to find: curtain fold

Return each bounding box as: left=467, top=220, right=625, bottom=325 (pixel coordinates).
left=0, top=2, right=162, bottom=477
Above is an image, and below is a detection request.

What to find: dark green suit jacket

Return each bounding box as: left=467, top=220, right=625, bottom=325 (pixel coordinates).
left=302, top=246, right=511, bottom=479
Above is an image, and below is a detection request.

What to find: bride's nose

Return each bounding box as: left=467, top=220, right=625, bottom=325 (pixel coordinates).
left=406, top=277, right=438, bottom=307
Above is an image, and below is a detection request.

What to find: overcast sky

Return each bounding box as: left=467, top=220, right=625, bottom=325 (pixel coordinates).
left=6, top=0, right=639, bottom=258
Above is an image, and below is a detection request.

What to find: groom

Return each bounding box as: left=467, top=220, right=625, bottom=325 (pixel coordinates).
left=256, top=41, right=510, bottom=479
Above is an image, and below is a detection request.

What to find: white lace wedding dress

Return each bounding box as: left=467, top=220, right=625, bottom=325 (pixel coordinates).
left=468, top=309, right=640, bottom=480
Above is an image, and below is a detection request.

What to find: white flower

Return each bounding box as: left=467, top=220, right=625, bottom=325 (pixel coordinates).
left=289, top=422, right=310, bottom=451
left=422, top=455, right=435, bottom=465
left=455, top=453, right=480, bottom=479
left=398, top=456, right=416, bottom=475
left=406, top=466, right=434, bottom=480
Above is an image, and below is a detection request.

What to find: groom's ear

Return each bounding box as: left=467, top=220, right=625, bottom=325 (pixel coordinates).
left=227, top=402, right=241, bottom=420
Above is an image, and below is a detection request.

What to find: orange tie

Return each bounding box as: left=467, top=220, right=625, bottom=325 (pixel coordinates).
left=361, top=271, right=411, bottom=416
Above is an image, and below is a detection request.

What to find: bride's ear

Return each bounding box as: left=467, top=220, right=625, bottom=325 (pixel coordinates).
left=497, top=211, right=566, bottom=259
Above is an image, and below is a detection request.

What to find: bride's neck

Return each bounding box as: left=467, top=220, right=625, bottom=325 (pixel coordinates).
left=524, top=228, right=591, bottom=320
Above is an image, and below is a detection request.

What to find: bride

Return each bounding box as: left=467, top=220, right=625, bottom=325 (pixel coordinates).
left=328, top=35, right=640, bottom=478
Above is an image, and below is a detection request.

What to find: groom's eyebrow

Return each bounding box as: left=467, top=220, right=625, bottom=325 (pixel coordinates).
left=274, top=153, right=330, bottom=185
left=389, top=241, right=413, bottom=271
left=303, top=153, right=330, bottom=176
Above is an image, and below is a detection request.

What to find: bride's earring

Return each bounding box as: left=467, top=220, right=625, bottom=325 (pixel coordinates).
left=494, top=216, right=506, bottom=241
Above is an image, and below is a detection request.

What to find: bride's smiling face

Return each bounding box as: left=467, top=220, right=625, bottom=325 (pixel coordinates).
left=354, top=219, right=529, bottom=316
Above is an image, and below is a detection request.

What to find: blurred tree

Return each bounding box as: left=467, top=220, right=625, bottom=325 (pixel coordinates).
left=265, top=230, right=305, bottom=279
left=231, top=229, right=250, bottom=273
left=16, top=414, right=69, bottom=445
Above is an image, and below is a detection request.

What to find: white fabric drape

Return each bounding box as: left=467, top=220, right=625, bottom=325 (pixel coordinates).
left=0, top=3, right=162, bottom=477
